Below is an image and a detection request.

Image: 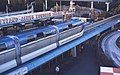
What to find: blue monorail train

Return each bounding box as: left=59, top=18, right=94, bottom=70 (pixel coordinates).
left=0, top=19, right=85, bottom=73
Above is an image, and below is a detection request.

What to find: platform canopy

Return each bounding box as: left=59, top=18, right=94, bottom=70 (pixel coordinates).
left=51, top=0, right=112, bottom=2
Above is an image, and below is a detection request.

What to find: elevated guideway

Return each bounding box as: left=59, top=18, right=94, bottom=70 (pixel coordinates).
left=101, top=31, right=120, bottom=67
left=2, top=14, right=120, bottom=75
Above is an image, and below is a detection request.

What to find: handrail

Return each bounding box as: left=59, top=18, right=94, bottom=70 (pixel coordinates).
left=85, top=14, right=120, bottom=31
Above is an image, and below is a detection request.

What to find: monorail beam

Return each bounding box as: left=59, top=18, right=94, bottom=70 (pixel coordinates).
left=45, top=0, right=48, bottom=10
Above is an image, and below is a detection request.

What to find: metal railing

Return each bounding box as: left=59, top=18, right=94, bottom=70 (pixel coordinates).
left=84, top=14, right=120, bottom=31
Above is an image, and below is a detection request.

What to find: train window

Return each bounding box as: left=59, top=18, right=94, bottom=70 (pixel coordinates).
left=45, top=32, right=52, bottom=36
left=72, top=24, right=78, bottom=27
left=62, top=25, right=68, bottom=31
left=62, top=28, right=68, bottom=31
left=27, top=35, right=36, bottom=43
left=0, top=43, right=7, bottom=52
left=87, top=18, right=94, bottom=23
left=44, top=29, right=56, bottom=37
left=37, top=32, right=44, bottom=39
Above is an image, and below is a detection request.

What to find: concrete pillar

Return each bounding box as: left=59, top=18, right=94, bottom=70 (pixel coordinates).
left=6, top=5, right=9, bottom=16
left=112, top=26, right=115, bottom=30
left=60, top=1, right=62, bottom=11
left=91, top=1, right=94, bottom=9
left=43, top=3, right=45, bottom=11
left=55, top=2, right=59, bottom=12
left=7, top=0, right=10, bottom=4
left=71, top=47, right=77, bottom=57
left=31, top=5, right=34, bottom=13
left=98, top=33, right=101, bottom=36
left=45, top=0, right=48, bottom=10
left=96, top=33, right=101, bottom=41
left=106, top=2, right=110, bottom=12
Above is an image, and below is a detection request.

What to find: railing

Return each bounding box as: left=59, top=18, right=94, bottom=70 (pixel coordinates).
left=85, top=14, right=120, bottom=31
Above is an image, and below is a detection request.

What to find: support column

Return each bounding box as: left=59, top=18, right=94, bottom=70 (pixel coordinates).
left=106, top=2, right=110, bottom=12
left=60, top=1, right=62, bottom=11
left=112, top=26, right=115, bottom=30
left=96, top=33, right=101, bottom=41
left=31, top=3, right=34, bottom=13
left=7, top=0, right=10, bottom=4
left=43, top=3, right=45, bottom=11
left=71, top=47, right=77, bottom=57
left=45, top=0, right=48, bottom=10
left=91, top=1, right=94, bottom=9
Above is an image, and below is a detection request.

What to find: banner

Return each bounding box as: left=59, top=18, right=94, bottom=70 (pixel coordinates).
left=0, top=11, right=63, bottom=26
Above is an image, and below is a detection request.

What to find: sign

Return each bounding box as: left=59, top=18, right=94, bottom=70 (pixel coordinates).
left=0, top=11, right=63, bottom=27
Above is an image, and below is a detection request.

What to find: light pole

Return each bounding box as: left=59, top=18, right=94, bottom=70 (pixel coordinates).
left=6, top=5, right=8, bottom=15
left=43, top=2, right=45, bottom=11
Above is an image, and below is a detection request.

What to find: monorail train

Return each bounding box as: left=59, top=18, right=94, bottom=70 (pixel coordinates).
left=0, top=19, right=56, bottom=37
left=0, top=19, right=85, bottom=73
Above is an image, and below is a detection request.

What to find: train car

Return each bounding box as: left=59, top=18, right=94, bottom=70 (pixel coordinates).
left=0, top=19, right=85, bottom=73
